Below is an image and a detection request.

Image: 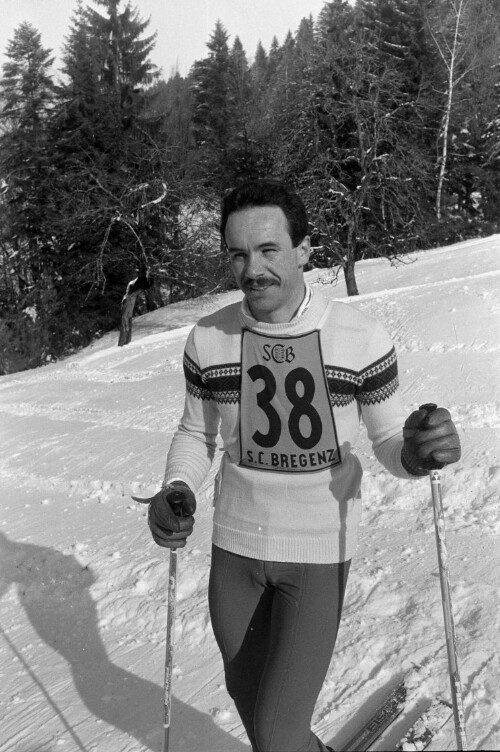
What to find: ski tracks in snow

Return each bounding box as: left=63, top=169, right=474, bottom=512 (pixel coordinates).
left=1, top=236, right=499, bottom=750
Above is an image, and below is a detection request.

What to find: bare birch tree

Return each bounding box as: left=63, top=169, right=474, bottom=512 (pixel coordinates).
left=426, top=0, right=499, bottom=220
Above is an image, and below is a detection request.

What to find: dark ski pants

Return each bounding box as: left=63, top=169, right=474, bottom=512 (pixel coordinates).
left=208, top=545, right=350, bottom=752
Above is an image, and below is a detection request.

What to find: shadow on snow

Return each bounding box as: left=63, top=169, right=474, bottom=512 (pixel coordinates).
left=0, top=532, right=247, bottom=751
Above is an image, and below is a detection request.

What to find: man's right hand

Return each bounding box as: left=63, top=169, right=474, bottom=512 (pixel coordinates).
left=132, top=481, right=196, bottom=549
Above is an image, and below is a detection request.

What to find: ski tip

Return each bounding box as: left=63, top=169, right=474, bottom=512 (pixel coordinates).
left=395, top=699, right=453, bottom=752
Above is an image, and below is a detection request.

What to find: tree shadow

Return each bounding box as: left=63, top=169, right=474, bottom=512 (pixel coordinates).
left=0, top=532, right=249, bottom=751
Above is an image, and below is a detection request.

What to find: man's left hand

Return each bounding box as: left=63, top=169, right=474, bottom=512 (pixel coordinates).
left=132, top=482, right=196, bottom=548
left=403, top=404, right=461, bottom=471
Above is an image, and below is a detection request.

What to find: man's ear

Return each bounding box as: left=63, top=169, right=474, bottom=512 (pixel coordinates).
left=297, top=236, right=311, bottom=268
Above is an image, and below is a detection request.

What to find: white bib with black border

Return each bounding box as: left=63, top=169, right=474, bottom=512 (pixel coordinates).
left=239, top=323, right=341, bottom=474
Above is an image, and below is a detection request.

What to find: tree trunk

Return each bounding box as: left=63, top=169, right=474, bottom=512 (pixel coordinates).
left=433, top=0, right=466, bottom=220
left=144, top=277, right=163, bottom=311
left=344, top=227, right=359, bottom=296
left=118, top=273, right=159, bottom=345
left=343, top=258, right=359, bottom=296
left=118, top=290, right=139, bottom=346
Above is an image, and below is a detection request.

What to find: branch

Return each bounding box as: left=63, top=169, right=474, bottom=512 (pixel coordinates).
left=92, top=175, right=123, bottom=206
left=117, top=215, right=149, bottom=267
left=139, top=182, right=168, bottom=209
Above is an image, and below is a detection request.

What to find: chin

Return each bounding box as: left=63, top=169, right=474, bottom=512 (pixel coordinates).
left=246, top=290, right=271, bottom=305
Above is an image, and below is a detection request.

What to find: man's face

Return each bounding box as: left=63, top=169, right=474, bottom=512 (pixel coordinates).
left=224, top=205, right=311, bottom=323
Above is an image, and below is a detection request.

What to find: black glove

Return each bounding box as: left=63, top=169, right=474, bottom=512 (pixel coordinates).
left=402, top=402, right=461, bottom=475
left=132, top=481, right=196, bottom=549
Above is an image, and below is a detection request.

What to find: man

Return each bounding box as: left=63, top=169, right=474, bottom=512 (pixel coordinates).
left=140, top=180, right=461, bottom=752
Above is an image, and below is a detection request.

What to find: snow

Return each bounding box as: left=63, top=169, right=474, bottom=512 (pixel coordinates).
left=1, top=235, right=499, bottom=752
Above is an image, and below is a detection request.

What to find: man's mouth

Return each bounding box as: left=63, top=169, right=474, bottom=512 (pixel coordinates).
left=244, top=280, right=275, bottom=292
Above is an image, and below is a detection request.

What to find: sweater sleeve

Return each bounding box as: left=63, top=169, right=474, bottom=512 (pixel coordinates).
left=163, top=326, right=220, bottom=491
left=356, top=321, right=418, bottom=479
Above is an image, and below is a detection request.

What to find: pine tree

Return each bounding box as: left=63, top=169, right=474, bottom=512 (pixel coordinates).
left=0, top=23, right=56, bottom=286
left=357, top=0, right=433, bottom=96
left=227, top=37, right=255, bottom=179
left=149, top=74, right=193, bottom=169
left=48, top=1, right=163, bottom=348
left=190, top=20, right=233, bottom=187
left=89, top=0, right=158, bottom=88
left=58, top=1, right=109, bottom=158
left=229, top=36, right=250, bottom=119
left=317, top=0, right=358, bottom=41
left=0, top=22, right=55, bottom=128
left=268, top=36, right=282, bottom=80
left=0, top=22, right=58, bottom=370
left=295, top=15, right=316, bottom=59
left=264, top=25, right=304, bottom=132
left=251, top=41, right=269, bottom=90
left=248, top=42, right=269, bottom=142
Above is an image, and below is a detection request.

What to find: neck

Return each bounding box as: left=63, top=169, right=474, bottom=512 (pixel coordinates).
left=246, top=283, right=308, bottom=324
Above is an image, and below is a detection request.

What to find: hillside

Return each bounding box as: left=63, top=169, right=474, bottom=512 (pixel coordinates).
left=1, top=236, right=499, bottom=752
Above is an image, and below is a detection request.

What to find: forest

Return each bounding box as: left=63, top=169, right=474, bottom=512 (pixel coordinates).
left=0, top=0, right=499, bottom=374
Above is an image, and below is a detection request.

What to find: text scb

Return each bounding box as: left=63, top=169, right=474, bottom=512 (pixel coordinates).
left=262, top=343, right=295, bottom=364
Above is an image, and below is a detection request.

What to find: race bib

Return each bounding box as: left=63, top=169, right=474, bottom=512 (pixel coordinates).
left=240, top=329, right=341, bottom=473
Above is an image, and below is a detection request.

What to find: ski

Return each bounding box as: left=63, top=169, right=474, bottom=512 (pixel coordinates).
left=395, top=698, right=453, bottom=751
left=338, top=675, right=453, bottom=752
left=341, top=678, right=408, bottom=751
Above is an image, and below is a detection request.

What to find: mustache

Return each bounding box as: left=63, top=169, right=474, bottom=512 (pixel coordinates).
left=242, top=277, right=277, bottom=289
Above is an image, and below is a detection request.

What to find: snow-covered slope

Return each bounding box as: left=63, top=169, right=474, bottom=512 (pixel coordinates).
left=1, top=236, right=499, bottom=752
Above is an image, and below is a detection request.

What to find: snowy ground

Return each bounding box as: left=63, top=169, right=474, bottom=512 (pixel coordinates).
left=1, top=236, right=499, bottom=752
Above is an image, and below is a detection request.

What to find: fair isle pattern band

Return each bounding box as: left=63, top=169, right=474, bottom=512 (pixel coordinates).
left=184, top=352, right=212, bottom=400
left=356, top=347, right=399, bottom=405
left=184, top=353, right=241, bottom=404
left=184, top=348, right=398, bottom=407
left=325, top=365, right=359, bottom=407
left=325, top=347, right=398, bottom=407
left=202, top=364, right=241, bottom=404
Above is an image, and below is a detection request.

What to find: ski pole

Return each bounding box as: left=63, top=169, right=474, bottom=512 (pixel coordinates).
left=162, top=547, right=178, bottom=752
left=420, top=404, right=467, bottom=751
left=162, top=489, right=186, bottom=752
left=133, top=487, right=186, bottom=751
left=429, top=466, right=467, bottom=750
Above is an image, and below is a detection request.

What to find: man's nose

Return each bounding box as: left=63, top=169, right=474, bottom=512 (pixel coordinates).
left=245, top=252, right=265, bottom=279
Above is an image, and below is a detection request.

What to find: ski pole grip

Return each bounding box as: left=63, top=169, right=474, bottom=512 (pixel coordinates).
left=418, top=403, right=444, bottom=470
left=419, top=402, right=437, bottom=419
left=166, top=489, right=187, bottom=516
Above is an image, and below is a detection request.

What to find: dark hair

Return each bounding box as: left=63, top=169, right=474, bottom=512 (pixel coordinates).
left=220, top=179, right=309, bottom=247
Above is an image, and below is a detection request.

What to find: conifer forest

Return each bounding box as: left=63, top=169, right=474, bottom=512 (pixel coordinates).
left=0, top=0, right=499, bottom=374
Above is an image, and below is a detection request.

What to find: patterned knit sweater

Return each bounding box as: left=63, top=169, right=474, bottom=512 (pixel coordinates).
left=164, top=287, right=419, bottom=564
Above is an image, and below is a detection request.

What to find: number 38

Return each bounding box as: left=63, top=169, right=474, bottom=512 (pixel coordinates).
left=247, top=364, right=323, bottom=450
